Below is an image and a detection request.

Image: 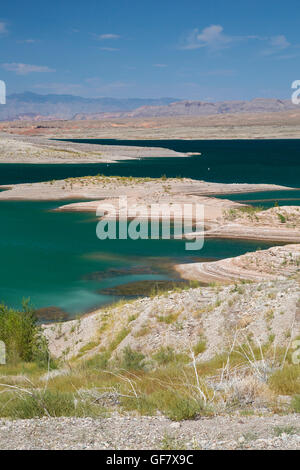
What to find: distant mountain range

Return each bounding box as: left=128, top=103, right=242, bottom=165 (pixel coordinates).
left=0, top=92, right=180, bottom=121
left=0, top=92, right=297, bottom=121
left=125, top=98, right=298, bottom=118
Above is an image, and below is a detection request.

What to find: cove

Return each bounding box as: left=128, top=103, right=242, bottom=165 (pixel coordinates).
left=1, top=139, right=300, bottom=188
left=215, top=189, right=300, bottom=208
left=0, top=199, right=278, bottom=318
left=60, top=138, right=300, bottom=187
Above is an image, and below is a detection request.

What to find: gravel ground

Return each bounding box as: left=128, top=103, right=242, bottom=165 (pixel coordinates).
left=0, top=414, right=299, bottom=450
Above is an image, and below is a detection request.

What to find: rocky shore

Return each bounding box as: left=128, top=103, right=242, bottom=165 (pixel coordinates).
left=176, top=244, right=300, bottom=283
left=43, top=243, right=300, bottom=362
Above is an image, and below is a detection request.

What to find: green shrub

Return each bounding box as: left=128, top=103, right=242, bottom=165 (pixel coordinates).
left=122, top=388, right=206, bottom=421
left=153, top=347, right=189, bottom=366
left=109, top=328, right=129, bottom=353
left=273, top=425, right=298, bottom=436
left=0, top=302, right=48, bottom=364
left=84, top=351, right=110, bottom=370
left=291, top=395, right=300, bottom=413
left=0, top=390, right=105, bottom=419
left=148, top=390, right=205, bottom=421
left=277, top=213, right=286, bottom=224
left=268, top=365, right=300, bottom=395
left=193, top=338, right=207, bottom=356
left=121, top=346, right=145, bottom=370
left=157, top=312, right=179, bottom=324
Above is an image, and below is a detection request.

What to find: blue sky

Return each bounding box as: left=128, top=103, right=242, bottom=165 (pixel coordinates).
left=0, top=0, right=299, bottom=100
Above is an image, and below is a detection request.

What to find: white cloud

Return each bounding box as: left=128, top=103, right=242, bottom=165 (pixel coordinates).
left=262, top=35, right=290, bottom=55
left=17, top=39, right=37, bottom=44
left=181, top=25, right=232, bottom=50
left=99, top=47, right=119, bottom=51
left=95, top=33, right=120, bottom=40
left=270, top=35, right=290, bottom=49
left=273, top=53, right=300, bottom=60
left=2, top=63, right=55, bottom=75
left=0, top=22, right=7, bottom=34
left=181, top=25, right=293, bottom=59
left=153, top=63, right=167, bottom=68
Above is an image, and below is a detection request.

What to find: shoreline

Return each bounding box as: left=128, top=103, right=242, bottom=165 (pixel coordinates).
left=0, top=133, right=187, bottom=164
left=1, top=120, right=300, bottom=164
left=175, top=243, right=300, bottom=284
left=42, top=243, right=300, bottom=360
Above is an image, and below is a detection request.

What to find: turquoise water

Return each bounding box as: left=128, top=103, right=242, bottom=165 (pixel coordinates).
left=1, top=138, right=299, bottom=317
left=0, top=199, right=278, bottom=317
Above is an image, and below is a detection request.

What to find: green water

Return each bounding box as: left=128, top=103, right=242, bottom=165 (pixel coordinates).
left=0, top=199, right=278, bottom=317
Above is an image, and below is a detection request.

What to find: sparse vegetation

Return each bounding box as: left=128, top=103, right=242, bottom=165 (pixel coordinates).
left=193, top=337, right=207, bottom=355
left=0, top=389, right=106, bottom=419
left=268, top=365, right=300, bottom=395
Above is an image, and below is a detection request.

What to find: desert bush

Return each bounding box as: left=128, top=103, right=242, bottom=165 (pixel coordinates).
left=268, top=365, right=300, bottom=395
left=0, top=390, right=105, bottom=419
left=122, top=388, right=207, bottom=421
left=219, top=374, right=270, bottom=406
left=291, top=395, right=300, bottom=413
left=147, top=389, right=206, bottom=421
left=0, top=302, right=49, bottom=364
left=84, top=351, right=110, bottom=370
left=273, top=425, right=298, bottom=436
left=193, top=338, right=207, bottom=356
left=152, top=347, right=189, bottom=366
left=120, top=346, right=145, bottom=370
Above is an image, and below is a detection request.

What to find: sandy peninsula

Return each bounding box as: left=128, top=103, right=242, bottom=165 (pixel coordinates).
left=0, top=133, right=185, bottom=164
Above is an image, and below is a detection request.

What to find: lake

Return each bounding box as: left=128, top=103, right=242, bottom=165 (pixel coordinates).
left=0, top=199, right=277, bottom=317
left=0, top=138, right=299, bottom=317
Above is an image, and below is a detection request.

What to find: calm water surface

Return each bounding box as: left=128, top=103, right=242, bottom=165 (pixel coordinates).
left=0, top=200, right=278, bottom=316
left=1, top=139, right=300, bottom=186
left=0, top=139, right=299, bottom=316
